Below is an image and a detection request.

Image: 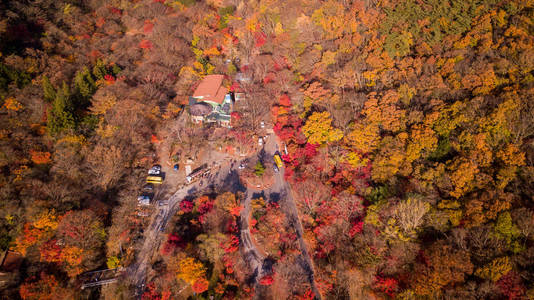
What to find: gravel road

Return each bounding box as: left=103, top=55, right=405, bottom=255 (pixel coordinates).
left=130, top=132, right=319, bottom=299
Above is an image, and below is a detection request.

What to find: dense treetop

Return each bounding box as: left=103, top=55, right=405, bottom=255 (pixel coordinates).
left=0, top=0, right=533, bottom=299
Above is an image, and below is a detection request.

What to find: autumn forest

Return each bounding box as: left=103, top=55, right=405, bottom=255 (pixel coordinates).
left=0, top=0, right=533, bottom=299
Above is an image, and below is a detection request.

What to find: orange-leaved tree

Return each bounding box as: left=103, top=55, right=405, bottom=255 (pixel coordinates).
left=14, top=210, right=59, bottom=255
left=412, top=241, right=473, bottom=297
left=19, top=272, right=71, bottom=300
left=30, top=150, right=52, bottom=164
left=176, top=257, right=207, bottom=286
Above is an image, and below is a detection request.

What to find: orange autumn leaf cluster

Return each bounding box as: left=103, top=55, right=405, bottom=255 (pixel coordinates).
left=19, top=272, right=71, bottom=300
left=30, top=150, right=52, bottom=164
left=2, top=97, right=24, bottom=111
left=14, top=211, right=59, bottom=255
left=176, top=257, right=206, bottom=285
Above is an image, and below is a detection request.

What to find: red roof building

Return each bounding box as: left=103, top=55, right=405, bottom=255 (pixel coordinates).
left=192, top=74, right=228, bottom=105
left=189, top=74, right=233, bottom=128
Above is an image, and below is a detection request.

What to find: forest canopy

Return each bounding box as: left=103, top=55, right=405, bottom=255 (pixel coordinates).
left=0, top=0, right=533, bottom=299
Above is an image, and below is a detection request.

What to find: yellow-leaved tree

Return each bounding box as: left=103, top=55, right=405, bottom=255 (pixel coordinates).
left=302, top=111, right=343, bottom=145
left=176, top=257, right=206, bottom=286
left=344, top=122, right=380, bottom=154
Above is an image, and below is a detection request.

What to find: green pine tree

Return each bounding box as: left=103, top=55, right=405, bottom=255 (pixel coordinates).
left=112, top=64, right=121, bottom=76
left=92, top=59, right=108, bottom=80
left=74, top=67, right=96, bottom=98
left=254, top=161, right=265, bottom=177
left=42, top=75, right=56, bottom=103
left=47, top=82, right=75, bottom=136
left=0, top=63, right=31, bottom=94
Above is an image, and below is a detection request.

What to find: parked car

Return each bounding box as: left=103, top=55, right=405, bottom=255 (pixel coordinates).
left=273, top=164, right=279, bottom=172
left=148, top=165, right=161, bottom=175
left=137, top=195, right=151, bottom=206
left=143, top=183, right=154, bottom=192
left=238, top=163, right=246, bottom=169
left=260, top=121, right=265, bottom=129
left=258, top=137, right=263, bottom=146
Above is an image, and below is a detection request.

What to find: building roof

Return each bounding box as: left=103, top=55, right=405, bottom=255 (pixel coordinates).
left=193, top=75, right=228, bottom=104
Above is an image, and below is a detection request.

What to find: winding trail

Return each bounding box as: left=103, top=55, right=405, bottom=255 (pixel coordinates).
left=239, top=134, right=321, bottom=299
left=239, top=190, right=266, bottom=286
left=279, top=175, right=321, bottom=299
left=128, top=132, right=319, bottom=299
left=130, top=157, right=241, bottom=297
left=130, top=183, right=200, bottom=297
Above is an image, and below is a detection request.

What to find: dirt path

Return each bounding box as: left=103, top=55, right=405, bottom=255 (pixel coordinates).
left=130, top=155, right=243, bottom=298
left=240, top=134, right=321, bottom=299
left=239, top=189, right=266, bottom=286
left=278, top=174, right=321, bottom=300
left=129, top=129, right=319, bottom=299
left=131, top=183, right=200, bottom=297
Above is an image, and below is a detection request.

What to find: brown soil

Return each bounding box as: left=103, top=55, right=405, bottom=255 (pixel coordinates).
left=239, top=169, right=274, bottom=190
